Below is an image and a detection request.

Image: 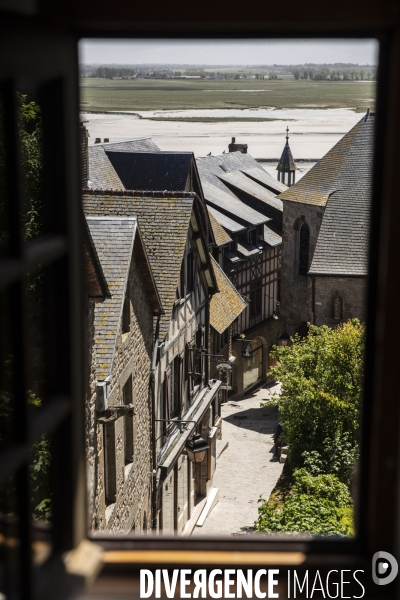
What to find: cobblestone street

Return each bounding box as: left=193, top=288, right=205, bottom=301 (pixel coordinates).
left=192, top=383, right=283, bottom=537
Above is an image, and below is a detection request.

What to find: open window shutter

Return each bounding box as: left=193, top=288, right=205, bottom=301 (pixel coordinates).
left=164, top=367, right=171, bottom=422
left=180, top=353, right=185, bottom=411
left=193, top=251, right=198, bottom=289
left=201, top=327, right=206, bottom=381
left=187, top=343, right=194, bottom=394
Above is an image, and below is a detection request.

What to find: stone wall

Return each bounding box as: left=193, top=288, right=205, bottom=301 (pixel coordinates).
left=91, top=252, right=154, bottom=534
left=280, top=201, right=325, bottom=334
left=84, top=298, right=100, bottom=530
left=210, top=315, right=284, bottom=397
left=314, top=276, right=367, bottom=326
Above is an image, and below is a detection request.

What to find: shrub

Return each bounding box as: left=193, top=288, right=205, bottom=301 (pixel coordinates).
left=254, top=471, right=354, bottom=537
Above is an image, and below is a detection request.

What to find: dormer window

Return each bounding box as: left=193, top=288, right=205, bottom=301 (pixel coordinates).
left=122, top=297, right=131, bottom=335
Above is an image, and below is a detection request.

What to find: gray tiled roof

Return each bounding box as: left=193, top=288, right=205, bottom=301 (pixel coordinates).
left=207, top=206, right=246, bottom=234
left=197, top=151, right=282, bottom=233
left=264, top=226, right=282, bottom=248
left=237, top=241, right=261, bottom=258
left=277, top=138, right=297, bottom=172
left=202, top=181, right=269, bottom=227
left=241, top=167, right=288, bottom=195
left=87, top=217, right=137, bottom=380
left=100, top=138, right=160, bottom=153
left=105, top=151, right=193, bottom=191
left=89, top=145, right=124, bottom=189
left=83, top=191, right=195, bottom=339
left=279, top=113, right=374, bottom=206
left=217, top=170, right=283, bottom=212
left=309, top=186, right=370, bottom=276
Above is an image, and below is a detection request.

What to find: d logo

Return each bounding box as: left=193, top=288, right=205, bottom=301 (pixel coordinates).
left=372, top=551, right=398, bottom=586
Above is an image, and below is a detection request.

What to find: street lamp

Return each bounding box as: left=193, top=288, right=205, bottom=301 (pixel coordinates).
left=276, top=331, right=290, bottom=347
left=185, top=433, right=209, bottom=464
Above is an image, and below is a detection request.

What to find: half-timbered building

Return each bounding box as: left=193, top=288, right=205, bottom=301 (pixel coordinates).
left=197, top=151, right=286, bottom=394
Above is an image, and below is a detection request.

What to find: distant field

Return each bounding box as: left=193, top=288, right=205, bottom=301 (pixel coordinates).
left=80, top=78, right=376, bottom=113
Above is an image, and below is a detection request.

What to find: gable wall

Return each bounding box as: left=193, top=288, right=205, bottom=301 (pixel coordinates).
left=280, top=200, right=325, bottom=333
left=91, top=250, right=154, bottom=533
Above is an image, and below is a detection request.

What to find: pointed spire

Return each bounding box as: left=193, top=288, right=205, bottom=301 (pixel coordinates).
left=276, top=125, right=297, bottom=187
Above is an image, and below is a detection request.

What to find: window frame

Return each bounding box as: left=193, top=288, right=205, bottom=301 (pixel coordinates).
left=1, top=13, right=400, bottom=598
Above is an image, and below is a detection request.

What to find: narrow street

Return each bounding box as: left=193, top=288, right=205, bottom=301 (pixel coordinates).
left=192, top=383, right=283, bottom=537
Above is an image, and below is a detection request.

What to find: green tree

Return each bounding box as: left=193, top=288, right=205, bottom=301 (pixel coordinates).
left=0, top=93, right=51, bottom=522
left=254, top=469, right=354, bottom=536
left=265, top=320, right=364, bottom=485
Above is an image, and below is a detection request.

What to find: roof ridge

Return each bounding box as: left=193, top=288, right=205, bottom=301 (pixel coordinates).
left=83, top=188, right=195, bottom=197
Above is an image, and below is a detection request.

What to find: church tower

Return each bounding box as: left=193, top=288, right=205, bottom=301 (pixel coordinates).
left=277, top=126, right=297, bottom=187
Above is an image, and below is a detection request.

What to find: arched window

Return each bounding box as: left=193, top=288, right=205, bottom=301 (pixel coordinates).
left=299, top=222, right=310, bottom=276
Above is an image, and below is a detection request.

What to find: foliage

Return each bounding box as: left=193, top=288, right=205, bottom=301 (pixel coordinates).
left=264, top=319, right=364, bottom=486
left=18, top=93, right=44, bottom=241
left=0, top=95, right=51, bottom=522
left=254, top=470, right=354, bottom=537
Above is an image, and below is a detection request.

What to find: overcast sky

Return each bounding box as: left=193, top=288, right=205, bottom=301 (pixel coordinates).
left=79, top=39, right=378, bottom=66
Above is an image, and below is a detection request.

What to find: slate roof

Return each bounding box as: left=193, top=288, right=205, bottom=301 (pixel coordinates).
left=105, top=151, right=193, bottom=191
left=202, top=181, right=269, bottom=227
left=82, top=190, right=196, bottom=339
left=309, top=186, right=370, bottom=276
left=87, top=217, right=137, bottom=380
left=88, top=138, right=161, bottom=189
left=197, top=151, right=283, bottom=232
left=209, top=255, right=247, bottom=334
left=100, top=138, right=160, bottom=153
left=237, top=241, right=261, bottom=258
left=279, top=113, right=374, bottom=206
left=207, top=206, right=246, bottom=234
left=89, top=145, right=124, bottom=189
left=208, top=209, right=232, bottom=247
left=264, top=226, right=282, bottom=248
left=217, top=170, right=283, bottom=212
left=277, top=138, right=297, bottom=172
left=241, top=167, right=288, bottom=195
left=83, top=217, right=110, bottom=300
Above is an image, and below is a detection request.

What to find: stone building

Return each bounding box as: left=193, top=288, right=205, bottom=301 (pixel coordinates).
left=84, top=214, right=163, bottom=533
left=279, top=111, right=373, bottom=334
left=83, top=189, right=227, bottom=535
left=197, top=150, right=286, bottom=395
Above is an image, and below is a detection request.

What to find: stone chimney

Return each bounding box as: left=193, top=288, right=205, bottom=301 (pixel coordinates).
left=228, top=136, right=248, bottom=154
left=79, top=118, right=89, bottom=188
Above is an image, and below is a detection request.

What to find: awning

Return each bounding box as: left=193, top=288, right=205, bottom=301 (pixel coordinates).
left=158, top=379, right=222, bottom=478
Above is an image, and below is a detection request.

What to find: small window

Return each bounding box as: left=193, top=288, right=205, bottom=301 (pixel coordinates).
left=122, top=296, right=131, bottom=335
left=299, top=222, right=310, bottom=276
left=123, top=376, right=133, bottom=465
left=104, top=423, right=117, bottom=504
left=250, top=280, right=263, bottom=316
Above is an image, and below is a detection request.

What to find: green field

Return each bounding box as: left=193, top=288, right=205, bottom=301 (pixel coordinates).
left=80, top=77, right=376, bottom=113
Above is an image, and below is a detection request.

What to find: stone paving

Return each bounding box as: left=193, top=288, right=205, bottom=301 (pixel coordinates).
left=192, top=383, right=283, bottom=537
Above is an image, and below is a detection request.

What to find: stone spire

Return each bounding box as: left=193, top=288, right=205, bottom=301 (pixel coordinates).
left=276, top=126, right=297, bottom=187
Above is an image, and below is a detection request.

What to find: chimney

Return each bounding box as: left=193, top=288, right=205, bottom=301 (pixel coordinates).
left=228, top=137, right=248, bottom=154
left=79, top=119, right=89, bottom=188
left=94, top=138, right=101, bottom=143
left=104, top=138, right=110, bottom=143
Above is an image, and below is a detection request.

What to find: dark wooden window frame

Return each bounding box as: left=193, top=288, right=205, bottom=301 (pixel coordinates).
left=1, top=13, right=400, bottom=599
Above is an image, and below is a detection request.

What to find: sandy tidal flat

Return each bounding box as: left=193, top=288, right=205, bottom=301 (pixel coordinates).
left=82, top=107, right=363, bottom=160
